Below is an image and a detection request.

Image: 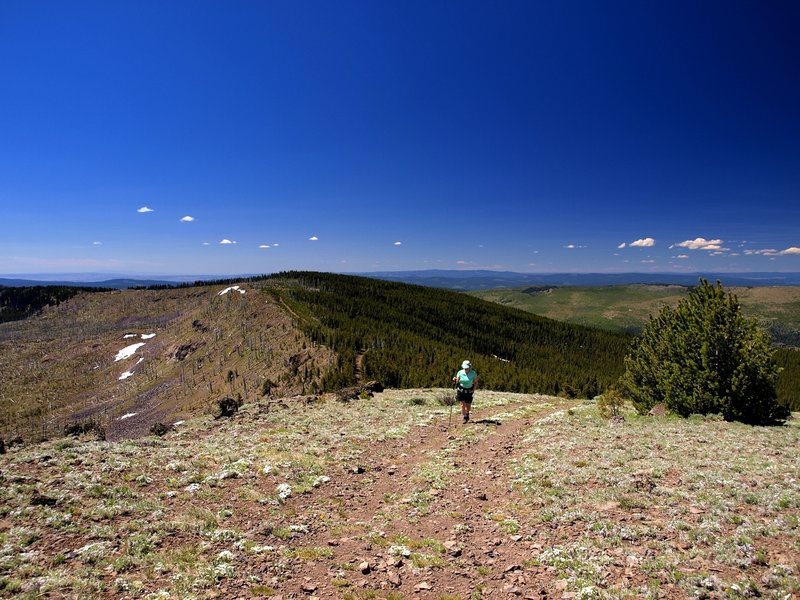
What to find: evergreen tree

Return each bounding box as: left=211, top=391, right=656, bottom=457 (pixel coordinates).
left=620, top=279, right=789, bottom=425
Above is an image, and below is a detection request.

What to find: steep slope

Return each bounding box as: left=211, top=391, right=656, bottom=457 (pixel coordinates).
left=0, top=283, right=332, bottom=442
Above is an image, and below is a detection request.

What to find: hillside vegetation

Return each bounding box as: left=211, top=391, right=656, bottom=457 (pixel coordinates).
left=4, top=274, right=798, bottom=444
left=0, top=285, right=110, bottom=323
left=0, top=284, right=331, bottom=442
left=263, top=271, right=629, bottom=396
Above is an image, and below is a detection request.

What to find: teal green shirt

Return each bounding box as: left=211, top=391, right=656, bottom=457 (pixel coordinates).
left=455, top=369, right=478, bottom=389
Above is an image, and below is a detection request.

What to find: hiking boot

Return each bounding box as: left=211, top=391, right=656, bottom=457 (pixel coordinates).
left=463, top=413, right=469, bottom=423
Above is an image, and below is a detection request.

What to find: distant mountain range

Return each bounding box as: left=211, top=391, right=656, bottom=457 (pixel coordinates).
left=361, top=270, right=800, bottom=290
left=2, top=270, right=800, bottom=290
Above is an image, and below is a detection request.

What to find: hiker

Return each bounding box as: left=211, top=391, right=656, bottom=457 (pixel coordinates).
left=452, top=359, right=479, bottom=423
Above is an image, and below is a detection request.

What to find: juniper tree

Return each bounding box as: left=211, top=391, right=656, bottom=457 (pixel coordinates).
left=620, top=279, right=788, bottom=425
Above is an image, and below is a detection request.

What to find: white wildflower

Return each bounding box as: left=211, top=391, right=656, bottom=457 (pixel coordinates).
left=277, top=483, right=292, bottom=499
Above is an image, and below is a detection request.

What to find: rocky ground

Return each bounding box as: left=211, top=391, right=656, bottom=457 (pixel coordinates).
left=1, top=389, right=799, bottom=599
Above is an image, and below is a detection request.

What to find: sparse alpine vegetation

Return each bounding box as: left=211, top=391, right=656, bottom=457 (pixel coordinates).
left=0, top=389, right=797, bottom=599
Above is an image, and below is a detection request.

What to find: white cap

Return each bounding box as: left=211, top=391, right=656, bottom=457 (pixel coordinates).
left=462, top=360, right=471, bottom=369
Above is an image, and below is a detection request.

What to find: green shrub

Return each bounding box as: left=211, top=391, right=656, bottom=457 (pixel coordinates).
left=597, top=387, right=625, bottom=419
left=620, top=279, right=788, bottom=425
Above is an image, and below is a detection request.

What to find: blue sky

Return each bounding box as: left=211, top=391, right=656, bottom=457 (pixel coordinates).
left=1, top=1, right=799, bottom=277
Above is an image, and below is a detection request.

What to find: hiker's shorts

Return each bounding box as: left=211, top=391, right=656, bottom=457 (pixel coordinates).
left=456, top=388, right=474, bottom=404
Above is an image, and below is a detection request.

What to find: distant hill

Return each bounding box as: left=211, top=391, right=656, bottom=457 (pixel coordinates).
left=471, top=283, right=800, bottom=409
left=471, top=284, right=800, bottom=342
left=363, top=270, right=800, bottom=290
left=0, top=277, right=187, bottom=289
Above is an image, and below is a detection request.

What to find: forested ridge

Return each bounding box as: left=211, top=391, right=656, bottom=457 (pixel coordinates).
left=261, top=271, right=630, bottom=397
left=0, top=285, right=109, bottom=323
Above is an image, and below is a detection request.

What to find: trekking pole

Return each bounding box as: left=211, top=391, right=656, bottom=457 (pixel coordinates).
left=448, top=380, right=457, bottom=429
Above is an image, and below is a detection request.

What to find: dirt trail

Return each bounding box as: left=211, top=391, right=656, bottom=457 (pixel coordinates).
left=232, top=396, right=580, bottom=599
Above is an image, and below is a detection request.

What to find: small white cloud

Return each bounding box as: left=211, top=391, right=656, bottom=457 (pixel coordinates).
left=673, top=237, right=726, bottom=251
left=220, top=239, right=237, bottom=245
left=202, top=242, right=210, bottom=246
left=617, top=242, right=627, bottom=249
left=676, top=254, right=689, bottom=259
left=709, top=251, right=725, bottom=256
left=272, top=243, right=280, bottom=247
left=745, top=248, right=779, bottom=256
left=309, top=236, right=318, bottom=241
left=565, top=244, right=576, bottom=249
left=781, top=246, right=800, bottom=255
left=631, top=237, right=656, bottom=248
left=259, top=244, right=271, bottom=249
left=641, top=259, right=655, bottom=263
left=394, top=241, right=402, bottom=246
left=180, top=216, right=194, bottom=222
left=137, top=206, right=154, bottom=213
left=93, top=241, right=103, bottom=246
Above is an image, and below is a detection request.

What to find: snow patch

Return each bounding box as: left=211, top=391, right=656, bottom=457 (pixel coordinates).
left=218, top=286, right=245, bottom=296
left=119, top=412, right=137, bottom=420
left=115, top=343, right=145, bottom=362
left=119, top=371, right=134, bottom=380
left=141, top=333, right=156, bottom=339
left=123, top=333, right=137, bottom=339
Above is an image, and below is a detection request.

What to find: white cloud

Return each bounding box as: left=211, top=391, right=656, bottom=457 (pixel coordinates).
left=565, top=244, right=576, bottom=249
left=744, top=248, right=779, bottom=256
left=394, top=241, right=402, bottom=246
left=180, top=216, right=194, bottom=222
left=781, top=247, right=800, bottom=255
left=202, top=242, right=210, bottom=246
left=309, top=236, right=318, bottom=241
left=220, top=239, right=236, bottom=245
left=630, top=237, right=656, bottom=248
left=259, top=244, right=270, bottom=249
left=676, top=254, right=689, bottom=259
left=137, top=206, right=154, bottom=213
left=641, top=259, right=655, bottom=263
left=272, top=243, right=279, bottom=247
left=617, top=243, right=627, bottom=249
left=92, top=241, right=102, bottom=246
left=673, top=237, right=726, bottom=251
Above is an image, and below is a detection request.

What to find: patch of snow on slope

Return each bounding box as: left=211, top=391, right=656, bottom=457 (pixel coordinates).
left=141, top=333, right=156, bottom=339
left=115, top=342, right=145, bottom=362
left=218, top=286, right=245, bottom=296
left=119, top=371, right=134, bottom=380
left=119, top=412, right=137, bottom=420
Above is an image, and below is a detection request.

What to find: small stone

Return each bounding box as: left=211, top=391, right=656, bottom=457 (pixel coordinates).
left=300, top=582, right=317, bottom=593
left=327, top=539, right=339, bottom=546
left=510, top=535, right=523, bottom=542
left=504, top=563, right=522, bottom=573
left=476, top=492, right=488, bottom=501
left=387, top=571, right=401, bottom=587
left=444, top=541, right=462, bottom=556
left=359, top=561, right=371, bottom=574
left=415, top=581, right=433, bottom=591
